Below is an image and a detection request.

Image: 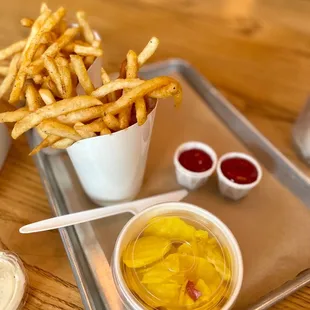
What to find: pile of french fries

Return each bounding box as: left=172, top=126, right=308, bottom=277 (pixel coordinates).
left=0, top=3, right=182, bottom=155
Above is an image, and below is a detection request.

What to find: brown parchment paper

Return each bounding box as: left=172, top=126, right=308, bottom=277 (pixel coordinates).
left=136, top=73, right=310, bottom=309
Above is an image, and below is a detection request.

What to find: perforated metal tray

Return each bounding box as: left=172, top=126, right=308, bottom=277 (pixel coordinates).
left=28, top=59, right=310, bottom=310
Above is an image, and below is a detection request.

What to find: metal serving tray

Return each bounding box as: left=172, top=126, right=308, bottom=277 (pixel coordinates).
left=28, top=59, right=310, bottom=310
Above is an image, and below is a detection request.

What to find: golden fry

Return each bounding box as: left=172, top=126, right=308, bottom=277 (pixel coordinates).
left=0, top=66, right=9, bottom=76
left=62, top=42, right=75, bottom=53
left=55, top=56, right=72, bottom=98
left=44, top=56, right=64, bottom=96
left=75, top=118, right=107, bottom=132
left=36, top=126, right=47, bottom=139
left=70, top=55, right=94, bottom=95
left=119, top=108, right=131, bottom=129
left=138, top=37, right=159, bottom=67
left=38, top=119, right=81, bottom=141
left=29, top=134, right=61, bottom=156
left=32, top=74, right=44, bottom=85
left=100, top=127, right=111, bottom=136
left=55, top=20, right=68, bottom=35
left=74, top=45, right=102, bottom=57
left=92, top=40, right=101, bottom=48
left=119, top=50, right=139, bottom=129
left=100, top=68, right=116, bottom=102
left=103, top=114, right=120, bottom=131
left=42, top=76, right=61, bottom=98
left=76, top=11, right=95, bottom=44
left=126, top=50, right=138, bottom=78
left=40, top=2, right=49, bottom=13
left=10, top=7, right=65, bottom=103
left=0, top=39, right=26, bottom=61
left=105, top=77, right=182, bottom=115
left=20, top=18, right=34, bottom=28
left=33, top=44, right=47, bottom=61
left=57, top=104, right=111, bottom=124
left=74, top=122, right=96, bottom=139
left=135, top=97, right=147, bottom=126
left=27, top=27, right=79, bottom=75
left=84, top=55, right=95, bottom=68
left=12, top=95, right=103, bottom=139
left=40, top=32, right=57, bottom=44
left=0, top=53, right=21, bottom=99
left=0, top=107, right=29, bottom=122
left=91, top=78, right=143, bottom=99
left=25, top=83, right=44, bottom=111
left=44, top=56, right=64, bottom=97
left=23, top=8, right=51, bottom=57
left=148, top=82, right=180, bottom=98
left=39, top=88, right=56, bottom=105
left=51, top=138, right=74, bottom=149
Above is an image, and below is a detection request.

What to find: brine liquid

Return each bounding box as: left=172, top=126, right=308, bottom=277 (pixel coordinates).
left=121, top=216, right=232, bottom=310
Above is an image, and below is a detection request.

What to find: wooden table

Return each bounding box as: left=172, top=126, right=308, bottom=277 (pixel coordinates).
left=0, top=0, right=309, bottom=309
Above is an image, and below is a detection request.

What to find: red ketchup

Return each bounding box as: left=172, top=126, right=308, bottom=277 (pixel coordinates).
left=179, top=149, right=213, bottom=173
left=221, top=157, right=258, bottom=185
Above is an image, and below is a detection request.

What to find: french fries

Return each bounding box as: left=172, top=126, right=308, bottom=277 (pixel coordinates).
left=135, top=97, right=147, bottom=126
left=76, top=11, right=95, bottom=44
left=25, top=83, right=44, bottom=111
left=103, top=114, right=120, bottom=132
left=29, top=134, right=60, bottom=155
left=119, top=50, right=138, bottom=129
left=0, top=66, right=9, bottom=76
left=11, top=96, right=103, bottom=139
left=39, top=88, right=56, bottom=105
left=55, top=56, right=72, bottom=98
left=91, top=79, right=144, bottom=98
left=20, top=18, right=34, bottom=28
left=70, top=55, right=94, bottom=95
left=51, top=138, right=74, bottom=149
left=38, top=119, right=81, bottom=141
left=105, top=77, right=182, bottom=115
left=0, top=53, right=21, bottom=98
left=138, top=37, right=159, bottom=67
left=0, top=107, right=29, bottom=122
left=0, top=3, right=182, bottom=155
left=0, top=40, right=26, bottom=61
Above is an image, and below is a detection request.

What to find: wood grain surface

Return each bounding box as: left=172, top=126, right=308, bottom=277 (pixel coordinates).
left=0, top=0, right=310, bottom=309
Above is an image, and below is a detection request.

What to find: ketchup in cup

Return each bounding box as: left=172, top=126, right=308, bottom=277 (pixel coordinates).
left=217, top=152, right=262, bottom=200
left=178, top=149, right=213, bottom=173
left=174, top=142, right=218, bottom=190
left=220, top=157, right=258, bottom=185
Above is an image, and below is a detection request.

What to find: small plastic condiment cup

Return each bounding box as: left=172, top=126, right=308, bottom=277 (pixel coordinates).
left=112, top=202, right=243, bottom=310
left=173, top=141, right=217, bottom=190
left=0, top=251, right=28, bottom=310
left=217, top=152, right=263, bottom=201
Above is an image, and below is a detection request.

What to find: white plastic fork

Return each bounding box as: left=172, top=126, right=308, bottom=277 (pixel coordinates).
left=19, top=189, right=188, bottom=234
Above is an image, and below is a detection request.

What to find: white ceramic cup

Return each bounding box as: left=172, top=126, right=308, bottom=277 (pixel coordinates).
left=217, top=152, right=262, bottom=200
left=67, top=105, right=157, bottom=206
left=112, top=202, right=243, bottom=310
left=0, top=124, right=11, bottom=171
left=173, top=141, right=217, bottom=190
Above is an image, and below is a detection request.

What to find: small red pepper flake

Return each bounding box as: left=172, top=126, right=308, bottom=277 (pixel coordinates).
left=186, top=281, right=202, bottom=301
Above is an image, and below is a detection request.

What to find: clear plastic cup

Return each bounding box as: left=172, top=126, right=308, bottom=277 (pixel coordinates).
left=112, top=202, right=243, bottom=310
left=0, top=251, right=28, bottom=310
